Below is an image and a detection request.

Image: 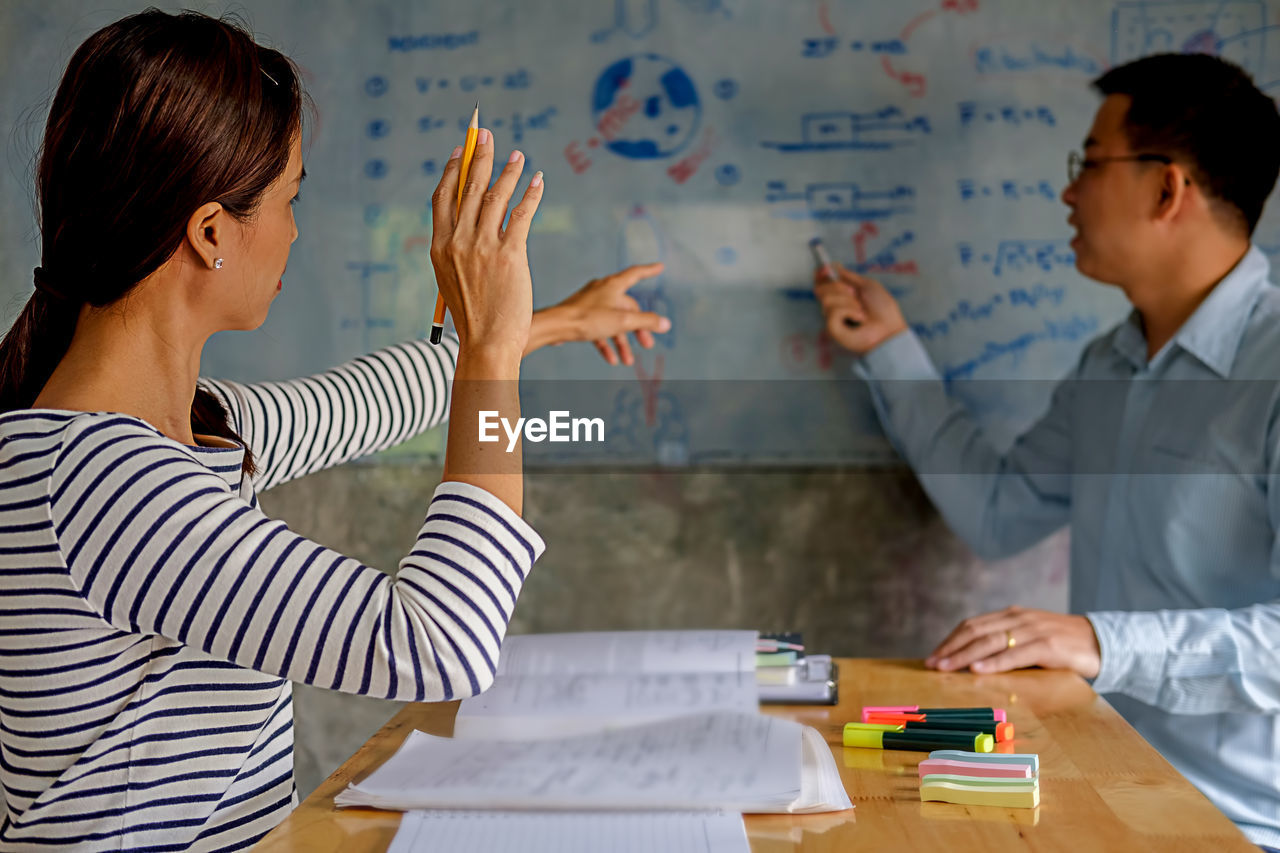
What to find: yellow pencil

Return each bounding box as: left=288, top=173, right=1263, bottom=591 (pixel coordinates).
left=430, top=102, right=480, bottom=345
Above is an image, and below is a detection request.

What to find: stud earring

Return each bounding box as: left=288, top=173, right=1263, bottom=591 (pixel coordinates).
left=214, top=258, right=224, bottom=269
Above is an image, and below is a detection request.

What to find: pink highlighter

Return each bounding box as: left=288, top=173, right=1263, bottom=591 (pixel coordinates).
left=861, top=705, right=1007, bottom=723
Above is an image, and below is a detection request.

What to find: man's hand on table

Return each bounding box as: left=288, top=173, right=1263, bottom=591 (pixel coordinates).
left=924, top=606, right=1102, bottom=679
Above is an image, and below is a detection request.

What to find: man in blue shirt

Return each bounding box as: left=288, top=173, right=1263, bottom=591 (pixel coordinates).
left=816, top=54, right=1280, bottom=847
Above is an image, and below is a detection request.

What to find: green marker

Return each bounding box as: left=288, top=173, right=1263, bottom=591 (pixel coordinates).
left=901, top=719, right=1014, bottom=742
left=919, top=707, right=1003, bottom=720
left=843, top=726, right=993, bottom=752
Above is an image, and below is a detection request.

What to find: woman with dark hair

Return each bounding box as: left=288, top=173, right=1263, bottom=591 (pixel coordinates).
left=0, top=9, right=667, bottom=850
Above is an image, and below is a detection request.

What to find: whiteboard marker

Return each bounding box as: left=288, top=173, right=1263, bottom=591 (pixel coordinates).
left=809, top=237, right=856, bottom=327
left=809, top=237, right=835, bottom=281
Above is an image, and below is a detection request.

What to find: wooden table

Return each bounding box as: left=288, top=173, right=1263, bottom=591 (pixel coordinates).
left=255, top=659, right=1257, bottom=851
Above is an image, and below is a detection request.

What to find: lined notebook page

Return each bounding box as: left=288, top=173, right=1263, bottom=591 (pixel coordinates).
left=336, top=712, right=802, bottom=811
left=453, top=671, right=759, bottom=739
left=387, top=810, right=750, bottom=853
left=494, top=631, right=758, bottom=676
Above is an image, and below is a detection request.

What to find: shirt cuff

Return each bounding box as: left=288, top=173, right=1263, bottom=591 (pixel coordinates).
left=1087, top=610, right=1168, bottom=700
left=852, top=330, right=940, bottom=382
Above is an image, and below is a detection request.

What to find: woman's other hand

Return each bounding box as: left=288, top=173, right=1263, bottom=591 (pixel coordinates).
left=527, top=262, right=671, bottom=365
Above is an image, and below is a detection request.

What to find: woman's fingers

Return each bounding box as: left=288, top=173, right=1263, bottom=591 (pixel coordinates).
left=612, top=334, right=634, bottom=366
left=593, top=339, right=618, bottom=366
left=502, top=171, right=545, bottom=244
left=607, top=262, right=665, bottom=291
left=477, top=149, right=527, bottom=237
left=454, top=128, right=495, bottom=233
left=429, top=146, right=464, bottom=248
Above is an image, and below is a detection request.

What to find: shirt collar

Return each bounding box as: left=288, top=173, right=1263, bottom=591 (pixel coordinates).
left=1111, top=311, right=1148, bottom=370
left=1111, top=244, right=1270, bottom=376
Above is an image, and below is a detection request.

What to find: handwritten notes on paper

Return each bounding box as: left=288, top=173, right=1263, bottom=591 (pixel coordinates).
left=493, top=629, right=758, bottom=676
left=456, top=630, right=760, bottom=738
left=337, top=711, right=807, bottom=812
left=454, top=671, right=758, bottom=739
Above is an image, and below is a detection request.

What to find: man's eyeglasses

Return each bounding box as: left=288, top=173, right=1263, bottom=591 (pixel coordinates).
left=1067, top=150, right=1172, bottom=183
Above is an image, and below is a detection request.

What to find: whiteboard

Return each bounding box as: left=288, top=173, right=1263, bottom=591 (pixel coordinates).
left=3, top=0, right=1278, bottom=464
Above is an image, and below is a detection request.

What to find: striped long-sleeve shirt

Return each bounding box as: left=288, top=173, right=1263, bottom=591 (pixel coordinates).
left=0, top=335, right=544, bottom=851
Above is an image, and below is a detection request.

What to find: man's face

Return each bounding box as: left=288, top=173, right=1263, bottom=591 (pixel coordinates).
left=1062, top=94, right=1164, bottom=287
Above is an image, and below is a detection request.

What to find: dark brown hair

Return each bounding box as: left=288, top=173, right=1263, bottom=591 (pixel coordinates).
left=0, top=9, right=306, bottom=474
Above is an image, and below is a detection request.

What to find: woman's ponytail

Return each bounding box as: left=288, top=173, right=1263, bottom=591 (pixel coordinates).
left=0, top=270, right=80, bottom=413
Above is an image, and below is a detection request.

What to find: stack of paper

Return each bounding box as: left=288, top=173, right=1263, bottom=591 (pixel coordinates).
left=453, top=631, right=759, bottom=739
left=493, top=630, right=759, bottom=676
left=336, top=710, right=852, bottom=814
left=387, top=810, right=750, bottom=853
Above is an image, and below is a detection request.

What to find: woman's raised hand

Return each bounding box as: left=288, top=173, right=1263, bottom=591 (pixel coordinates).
left=430, top=129, right=544, bottom=356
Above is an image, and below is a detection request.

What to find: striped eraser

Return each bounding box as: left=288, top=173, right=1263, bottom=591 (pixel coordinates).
left=927, top=749, right=1039, bottom=775
left=920, top=776, right=1039, bottom=809
left=918, top=758, right=1033, bottom=779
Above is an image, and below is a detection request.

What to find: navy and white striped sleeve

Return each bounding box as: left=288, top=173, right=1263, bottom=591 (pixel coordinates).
left=48, top=415, right=542, bottom=701
left=204, top=335, right=459, bottom=492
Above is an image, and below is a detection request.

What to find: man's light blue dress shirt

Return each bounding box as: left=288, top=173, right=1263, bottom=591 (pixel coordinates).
left=857, top=246, right=1280, bottom=846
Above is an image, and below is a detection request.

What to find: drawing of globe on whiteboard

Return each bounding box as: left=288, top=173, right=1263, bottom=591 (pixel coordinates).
left=591, top=54, right=701, bottom=159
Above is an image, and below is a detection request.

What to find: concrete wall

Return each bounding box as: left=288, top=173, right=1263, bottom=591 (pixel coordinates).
left=260, top=463, right=1069, bottom=799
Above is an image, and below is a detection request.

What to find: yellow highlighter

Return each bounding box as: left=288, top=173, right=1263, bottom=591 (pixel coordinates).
left=430, top=102, right=480, bottom=345
left=843, top=725, right=994, bottom=753
left=842, top=722, right=906, bottom=733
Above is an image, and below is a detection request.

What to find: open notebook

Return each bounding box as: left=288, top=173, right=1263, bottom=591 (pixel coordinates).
left=336, top=710, right=852, bottom=814
left=453, top=630, right=759, bottom=739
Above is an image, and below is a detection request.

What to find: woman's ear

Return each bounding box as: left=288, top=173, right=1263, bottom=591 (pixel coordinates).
left=186, top=202, right=226, bottom=270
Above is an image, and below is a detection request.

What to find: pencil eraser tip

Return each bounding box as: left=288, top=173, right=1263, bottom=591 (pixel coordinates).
left=429, top=326, right=443, bottom=345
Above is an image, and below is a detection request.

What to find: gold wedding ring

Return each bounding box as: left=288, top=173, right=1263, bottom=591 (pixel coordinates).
left=1005, top=629, right=1016, bottom=649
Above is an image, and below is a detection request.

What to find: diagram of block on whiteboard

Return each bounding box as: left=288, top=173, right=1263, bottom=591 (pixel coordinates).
left=1111, top=0, right=1266, bottom=73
